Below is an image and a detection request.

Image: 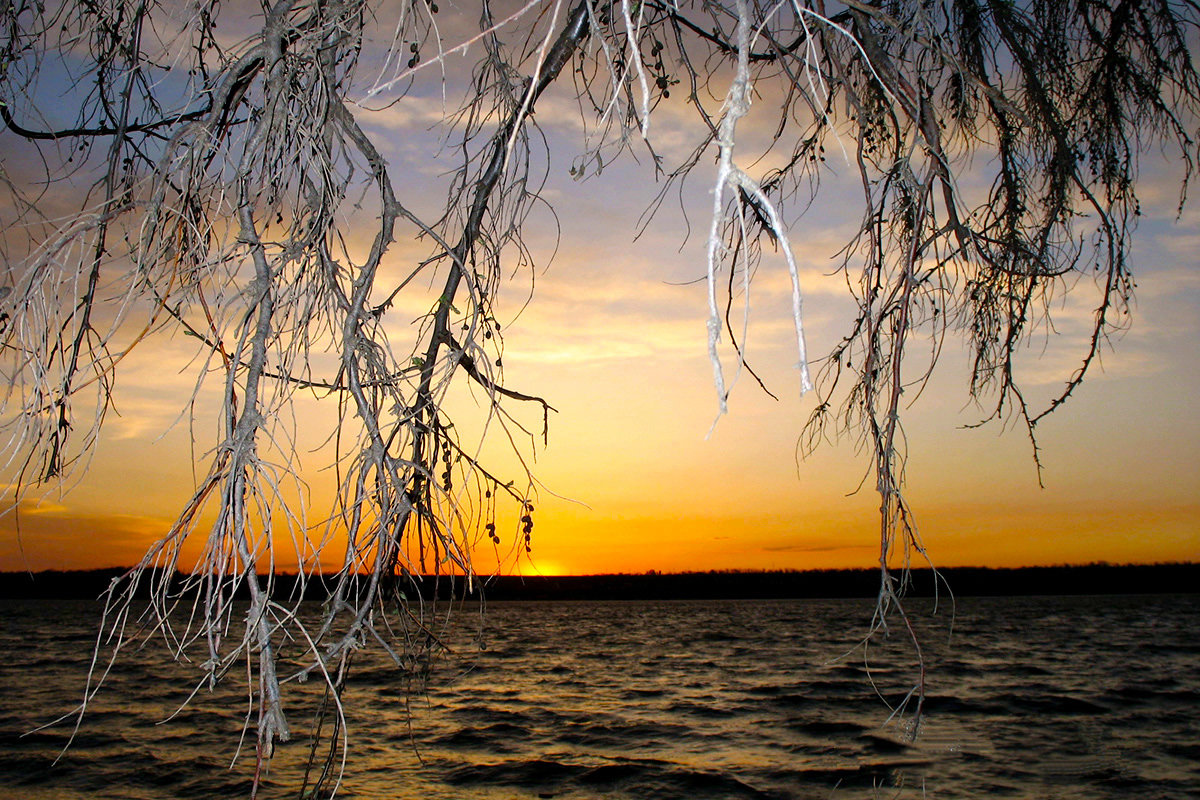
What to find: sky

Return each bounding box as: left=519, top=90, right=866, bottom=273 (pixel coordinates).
left=1, top=3, right=1198, bottom=576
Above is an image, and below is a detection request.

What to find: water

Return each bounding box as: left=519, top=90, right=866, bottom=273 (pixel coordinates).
left=0, top=595, right=1197, bottom=799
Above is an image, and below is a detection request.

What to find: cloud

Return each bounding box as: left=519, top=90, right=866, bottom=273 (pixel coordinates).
left=0, top=499, right=174, bottom=571
left=762, top=542, right=874, bottom=554
left=360, top=95, right=464, bottom=135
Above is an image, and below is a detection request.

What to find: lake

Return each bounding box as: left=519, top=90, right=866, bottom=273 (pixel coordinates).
left=1, top=594, right=1197, bottom=799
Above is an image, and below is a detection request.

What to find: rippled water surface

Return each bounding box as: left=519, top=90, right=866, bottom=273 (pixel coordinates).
left=1, top=594, right=1197, bottom=799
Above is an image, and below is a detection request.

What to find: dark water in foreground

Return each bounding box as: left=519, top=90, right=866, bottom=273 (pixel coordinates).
left=0, top=595, right=1197, bottom=799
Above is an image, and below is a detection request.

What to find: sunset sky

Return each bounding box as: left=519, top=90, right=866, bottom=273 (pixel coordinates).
left=2, top=6, right=1198, bottom=577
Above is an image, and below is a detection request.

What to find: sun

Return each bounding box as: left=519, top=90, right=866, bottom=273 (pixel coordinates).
left=523, top=557, right=568, bottom=577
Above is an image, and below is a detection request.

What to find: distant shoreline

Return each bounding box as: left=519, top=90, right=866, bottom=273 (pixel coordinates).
left=1, top=562, right=1196, bottom=601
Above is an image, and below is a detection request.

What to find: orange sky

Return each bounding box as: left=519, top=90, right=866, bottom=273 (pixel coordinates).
left=2, top=12, right=1198, bottom=577
left=4, top=171, right=1196, bottom=576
